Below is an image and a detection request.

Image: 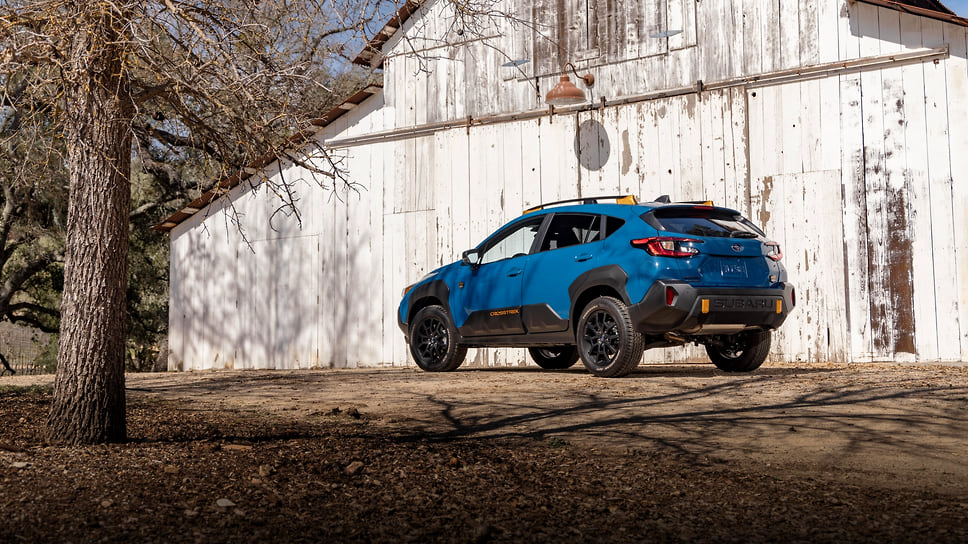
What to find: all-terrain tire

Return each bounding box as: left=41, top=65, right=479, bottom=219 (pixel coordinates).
left=576, top=296, right=645, bottom=378
left=706, top=331, right=771, bottom=372
left=409, top=305, right=467, bottom=372
left=528, top=346, right=580, bottom=369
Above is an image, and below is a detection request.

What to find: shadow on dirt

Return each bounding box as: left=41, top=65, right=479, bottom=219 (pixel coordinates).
left=127, top=365, right=968, bottom=474
left=387, top=378, right=968, bottom=468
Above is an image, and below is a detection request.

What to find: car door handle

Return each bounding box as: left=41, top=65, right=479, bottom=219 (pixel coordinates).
left=507, top=268, right=523, bottom=277
left=575, top=253, right=593, bottom=262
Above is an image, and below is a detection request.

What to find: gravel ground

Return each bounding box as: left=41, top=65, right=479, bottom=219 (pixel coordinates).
left=2, top=361, right=968, bottom=542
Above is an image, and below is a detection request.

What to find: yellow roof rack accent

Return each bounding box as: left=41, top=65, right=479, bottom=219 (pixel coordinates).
left=616, top=195, right=638, bottom=205
left=523, top=194, right=639, bottom=214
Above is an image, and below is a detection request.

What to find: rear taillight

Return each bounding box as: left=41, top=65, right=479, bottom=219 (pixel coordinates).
left=631, top=237, right=701, bottom=257
left=765, top=242, right=783, bottom=261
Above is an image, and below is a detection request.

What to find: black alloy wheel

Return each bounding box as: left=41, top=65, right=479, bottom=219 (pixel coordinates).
left=576, top=296, right=644, bottom=378
left=528, top=346, right=580, bottom=369
left=409, top=305, right=467, bottom=372
left=706, top=330, right=771, bottom=372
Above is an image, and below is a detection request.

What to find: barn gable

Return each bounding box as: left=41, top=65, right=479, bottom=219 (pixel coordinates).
left=166, top=0, right=968, bottom=370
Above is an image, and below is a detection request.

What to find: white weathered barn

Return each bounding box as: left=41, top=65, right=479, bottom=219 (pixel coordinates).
left=158, top=0, right=968, bottom=371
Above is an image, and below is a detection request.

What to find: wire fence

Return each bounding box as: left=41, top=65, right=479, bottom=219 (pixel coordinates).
left=0, top=322, right=51, bottom=375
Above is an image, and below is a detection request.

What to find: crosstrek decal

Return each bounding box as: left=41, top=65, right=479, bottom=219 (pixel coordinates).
left=460, top=307, right=525, bottom=336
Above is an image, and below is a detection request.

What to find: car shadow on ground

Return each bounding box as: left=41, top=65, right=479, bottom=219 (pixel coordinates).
left=455, top=363, right=840, bottom=378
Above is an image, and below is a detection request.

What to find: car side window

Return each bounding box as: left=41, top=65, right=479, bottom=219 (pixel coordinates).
left=603, top=215, right=625, bottom=237
left=479, top=216, right=544, bottom=264
left=540, top=213, right=601, bottom=252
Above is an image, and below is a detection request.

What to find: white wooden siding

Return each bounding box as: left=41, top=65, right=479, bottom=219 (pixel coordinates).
left=169, top=1, right=968, bottom=370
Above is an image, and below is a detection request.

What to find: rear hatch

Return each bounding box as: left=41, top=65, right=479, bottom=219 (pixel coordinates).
left=641, top=205, right=781, bottom=288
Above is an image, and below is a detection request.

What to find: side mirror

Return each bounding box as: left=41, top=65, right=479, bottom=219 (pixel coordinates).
left=461, top=248, right=480, bottom=268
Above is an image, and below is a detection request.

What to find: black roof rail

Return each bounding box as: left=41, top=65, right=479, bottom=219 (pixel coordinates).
left=523, top=194, right=638, bottom=214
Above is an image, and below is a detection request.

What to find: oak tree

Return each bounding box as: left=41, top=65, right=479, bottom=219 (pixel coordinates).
left=1, top=0, right=523, bottom=443
left=1, top=0, right=383, bottom=444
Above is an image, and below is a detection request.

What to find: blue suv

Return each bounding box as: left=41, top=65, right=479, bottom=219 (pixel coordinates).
left=399, top=195, right=795, bottom=377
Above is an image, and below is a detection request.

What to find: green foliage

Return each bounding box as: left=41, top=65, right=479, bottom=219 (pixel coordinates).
left=31, top=333, right=58, bottom=373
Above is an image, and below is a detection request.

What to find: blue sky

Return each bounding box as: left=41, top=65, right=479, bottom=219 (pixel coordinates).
left=945, top=0, right=968, bottom=16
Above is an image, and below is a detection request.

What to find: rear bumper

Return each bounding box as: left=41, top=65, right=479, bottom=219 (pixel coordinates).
left=628, top=281, right=795, bottom=335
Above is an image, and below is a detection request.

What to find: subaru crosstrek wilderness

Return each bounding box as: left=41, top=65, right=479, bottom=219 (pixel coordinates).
left=399, top=195, right=795, bottom=378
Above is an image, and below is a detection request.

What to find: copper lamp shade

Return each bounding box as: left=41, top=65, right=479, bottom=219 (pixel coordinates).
left=545, top=74, right=587, bottom=106
left=545, top=64, right=594, bottom=107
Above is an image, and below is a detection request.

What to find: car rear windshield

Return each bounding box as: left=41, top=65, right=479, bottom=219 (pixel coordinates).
left=642, top=207, right=764, bottom=238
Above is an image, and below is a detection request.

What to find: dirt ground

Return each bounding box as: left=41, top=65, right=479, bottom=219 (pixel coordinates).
left=3, top=361, right=968, bottom=542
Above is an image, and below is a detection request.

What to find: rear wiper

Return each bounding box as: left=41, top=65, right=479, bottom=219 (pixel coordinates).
left=729, top=231, right=758, bottom=238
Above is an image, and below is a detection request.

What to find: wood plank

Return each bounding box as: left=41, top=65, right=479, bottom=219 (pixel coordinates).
left=882, top=11, right=917, bottom=362
left=760, top=86, right=783, bottom=180
left=944, top=22, right=968, bottom=360
left=615, top=103, right=643, bottom=196
left=707, top=90, right=728, bottom=204
left=451, top=129, right=472, bottom=259
left=363, top=145, right=388, bottom=365
left=779, top=82, right=801, bottom=175
left=776, top=173, right=817, bottom=360
left=778, top=0, right=800, bottom=69
left=839, top=70, right=872, bottom=362
left=502, top=121, right=525, bottom=227
left=538, top=113, right=578, bottom=203
left=816, top=167, right=850, bottom=363
left=721, top=0, right=740, bottom=78
left=697, top=0, right=721, bottom=81
left=676, top=95, right=702, bottom=200
left=167, top=232, right=188, bottom=370
left=724, top=87, right=748, bottom=213
left=917, top=18, right=958, bottom=362
left=761, top=0, right=780, bottom=72
left=745, top=88, right=764, bottom=187
left=520, top=118, right=544, bottom=210
left=760, top=170, right=792, bottom=358
left=897, top=22, right=939, bottom=362
left=385, top=211, right=408, bottom=365
left=817, top=0, right=840, bottom=64
left=741, top=1, right=763, bottom=83
left=646, top=101, right=667, bottom=198
left=798, top=1, right=819, bottom=66
left=858, top=3, right=894, bottom=360
left=799, top=79, right=822, bottom=173
left=434, top=131, right=455, bottom=268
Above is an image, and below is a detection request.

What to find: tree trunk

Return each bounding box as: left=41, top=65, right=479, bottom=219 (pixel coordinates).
left=46, top=8, right=132, bottom=444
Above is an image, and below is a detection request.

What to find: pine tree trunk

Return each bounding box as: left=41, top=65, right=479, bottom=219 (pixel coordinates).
left=46, top=9, right=132, bottom=444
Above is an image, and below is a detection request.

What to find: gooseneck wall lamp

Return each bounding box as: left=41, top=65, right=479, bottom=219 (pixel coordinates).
left=544, top=62, right=595, bottom=107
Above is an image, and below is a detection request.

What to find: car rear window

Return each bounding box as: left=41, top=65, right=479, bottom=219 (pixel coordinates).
left=643, top=208, right=764, bottom=238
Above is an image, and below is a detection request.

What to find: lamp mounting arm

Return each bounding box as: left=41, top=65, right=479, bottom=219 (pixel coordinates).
left=562, top=62, right=594, bottom=86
